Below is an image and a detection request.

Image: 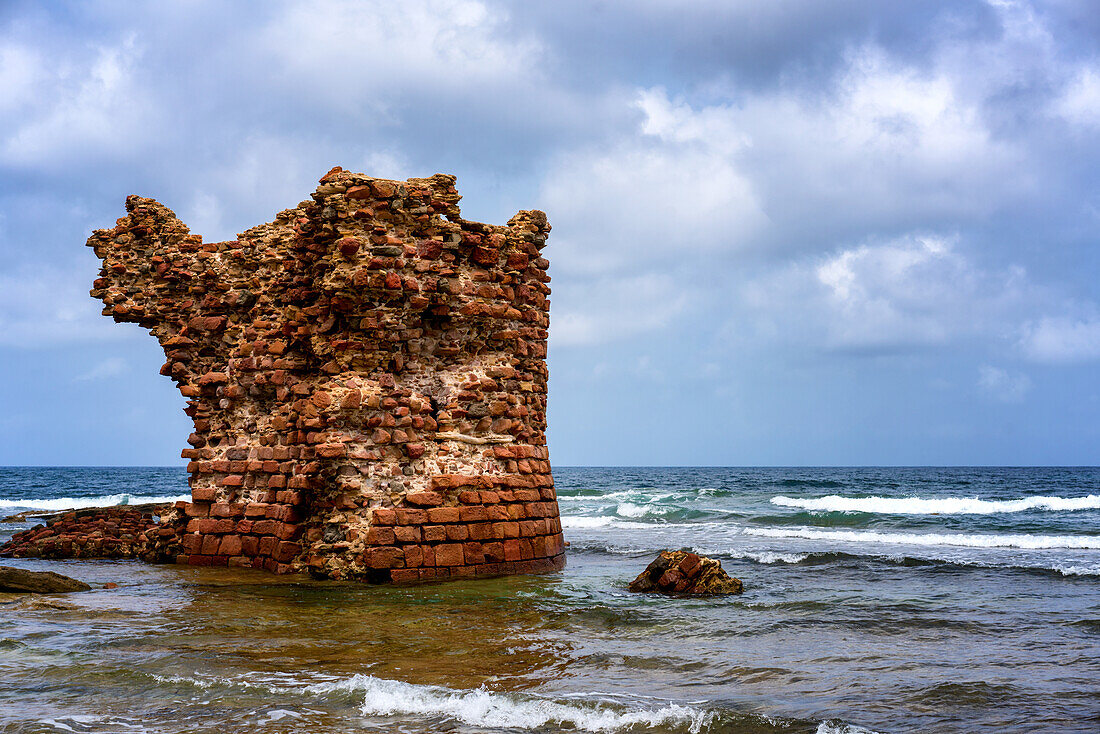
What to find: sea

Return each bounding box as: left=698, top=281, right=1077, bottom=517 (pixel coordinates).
left=1, top=466, right=1098, bottom=734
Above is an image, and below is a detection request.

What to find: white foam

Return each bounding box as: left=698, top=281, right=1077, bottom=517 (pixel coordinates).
left=561, top=516, right=654, bottom=530
left=1051, top=564, right=1100, bottom=576
left=307, top=675, right=712, bottom=733
left=771, top=493, right=1100, bottom=515
left=616, top=502, right=651, bottom=518
left=0, top=493, right=189, bottom=512
left=816, top=722, right=883, bottom=734
left=732, top=551, right=810, bottom=564
left=744, top=526, right=1100, bottom=550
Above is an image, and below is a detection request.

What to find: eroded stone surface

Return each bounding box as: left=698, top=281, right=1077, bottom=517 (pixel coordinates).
left=0, top=566, right=92, bottom=593
left=628, top=551, right=743, bottom=595
left=68, top=167, right=563, bottom=582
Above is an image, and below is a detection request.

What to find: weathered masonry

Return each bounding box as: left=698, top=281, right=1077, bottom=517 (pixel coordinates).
left=78, top=167, right=563, bottom=582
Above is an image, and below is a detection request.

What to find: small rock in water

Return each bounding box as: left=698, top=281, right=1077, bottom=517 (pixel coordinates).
left=628, top=551, right=742, bottom=595
left=104, top=582, right=119, bottom=589
left=0, top=565, right=92, bottom=593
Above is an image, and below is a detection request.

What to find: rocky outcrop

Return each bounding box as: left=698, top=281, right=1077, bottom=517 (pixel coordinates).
left=0, top=566, right=91, bottom=593
left=628, top=551, right=743, bottom=595
left=74, top=167, right=563, bottom=583
left=1, top=506, right=166, bottom=561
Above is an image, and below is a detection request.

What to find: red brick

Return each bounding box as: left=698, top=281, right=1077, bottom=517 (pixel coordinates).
left=274, top=522, right=300, bottom=540
left=372, top=508, right=396, bottom=525
left=463, top=541, right=485, bottom=564
left=445, top=524, right=469, bottom=541
left=482, top=542, right=505, bottom=563
left=184, top=503, right=209, bottom=518
left=404, top=491, right=443, bottom=507
left=245, top=503, right=269, bottom=517
left=426, top=507, right=460, bottom=523
left=396, top=508, right=426, bottom=525
left=434, top=543, right=464, bottom=566
left=394, top=525, right=421, bottom=543
left=367, top=547, right=405, bottom=569
left=423, top=525, right=446, bottom=542
left=390, top=569, right=420, bottom=583
left=212, top=502, right=245, bottom=518
left=366, top=527, right=395, bottom=545
left=468, top=522, right=494, bottom=541
left=201, top=535, right=220, bottom=555
left=316, top=443, right=346, bottom=458
left=504, top=539, right=522, bottom=562
left=251, top=520, right=277, bottom=535
left=191, top=488, right=217, bottom=502
left=403, top=544, right=424, bottom=568
left=218, top=534, right=243, bottom=556
left=459, top=506, right=489, bottom=522
left=274, top=541, right=301, bottom=562
left=181, top=533, right=202, bottom=554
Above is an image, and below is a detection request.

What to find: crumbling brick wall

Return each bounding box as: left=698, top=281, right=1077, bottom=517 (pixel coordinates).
left=83, top=167, right=564, bottom=582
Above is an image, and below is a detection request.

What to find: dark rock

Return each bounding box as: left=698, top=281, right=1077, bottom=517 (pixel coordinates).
left=628, top=550, right=742, bottom=595
left=0, top=565, right=92, bottom=593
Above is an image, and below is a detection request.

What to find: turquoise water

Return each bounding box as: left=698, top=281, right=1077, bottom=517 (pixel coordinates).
left=1, top=466, right=1098, bottom=733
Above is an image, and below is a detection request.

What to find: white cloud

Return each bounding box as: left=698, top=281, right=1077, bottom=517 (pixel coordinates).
left=255, top=0, right=541, bottom=104
left=1056, top=67, right=1100, bottom=128
left=1019, top=316, right=1100, bottom=363
left=0, top=43, right=43, bottom=114
left=743, top=234, right=1030, bottom=352
left=978, top=365, right=1031, bottom=403
left=0, top=35, right=159, bottom=168
left=540, top=88, right=767, bottom=279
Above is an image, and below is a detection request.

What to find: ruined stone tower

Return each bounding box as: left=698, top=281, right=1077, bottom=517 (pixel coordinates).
left=85, top=167, right=564, bottom=582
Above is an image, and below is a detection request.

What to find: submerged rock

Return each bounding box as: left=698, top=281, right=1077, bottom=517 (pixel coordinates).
left=628, top=551, right=742, bottom=595
left=0, top=565, right=92, bottom=593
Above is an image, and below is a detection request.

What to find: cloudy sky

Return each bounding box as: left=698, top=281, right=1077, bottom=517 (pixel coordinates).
left=1, top=0, right=1098, bottom=466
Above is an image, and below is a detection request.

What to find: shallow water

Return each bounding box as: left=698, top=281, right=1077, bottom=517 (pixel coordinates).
left=1, top=466, right=1098, bottom=733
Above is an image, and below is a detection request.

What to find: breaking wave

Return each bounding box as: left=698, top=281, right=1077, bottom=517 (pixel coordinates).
left=771, top=493, right=1100, bottom=515
left=744, top=526, right=1100, bottom=550
left=0, top=493, right=189, bottom=512
left=729, top=551, right=811, bottom=564
left=153, top=672, right=718, bottom=733
left=309, top=675, right=713, bottom=732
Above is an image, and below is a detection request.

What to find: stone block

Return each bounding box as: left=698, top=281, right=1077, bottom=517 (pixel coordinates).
left=434, top=543, right=464, bottom=567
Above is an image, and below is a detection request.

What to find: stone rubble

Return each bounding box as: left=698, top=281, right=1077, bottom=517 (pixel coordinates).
left=628, top=551, right=743, bottom=595
left=1, top=507, right=163, bottom=560
left=1, top=168, right=564, bottom=583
